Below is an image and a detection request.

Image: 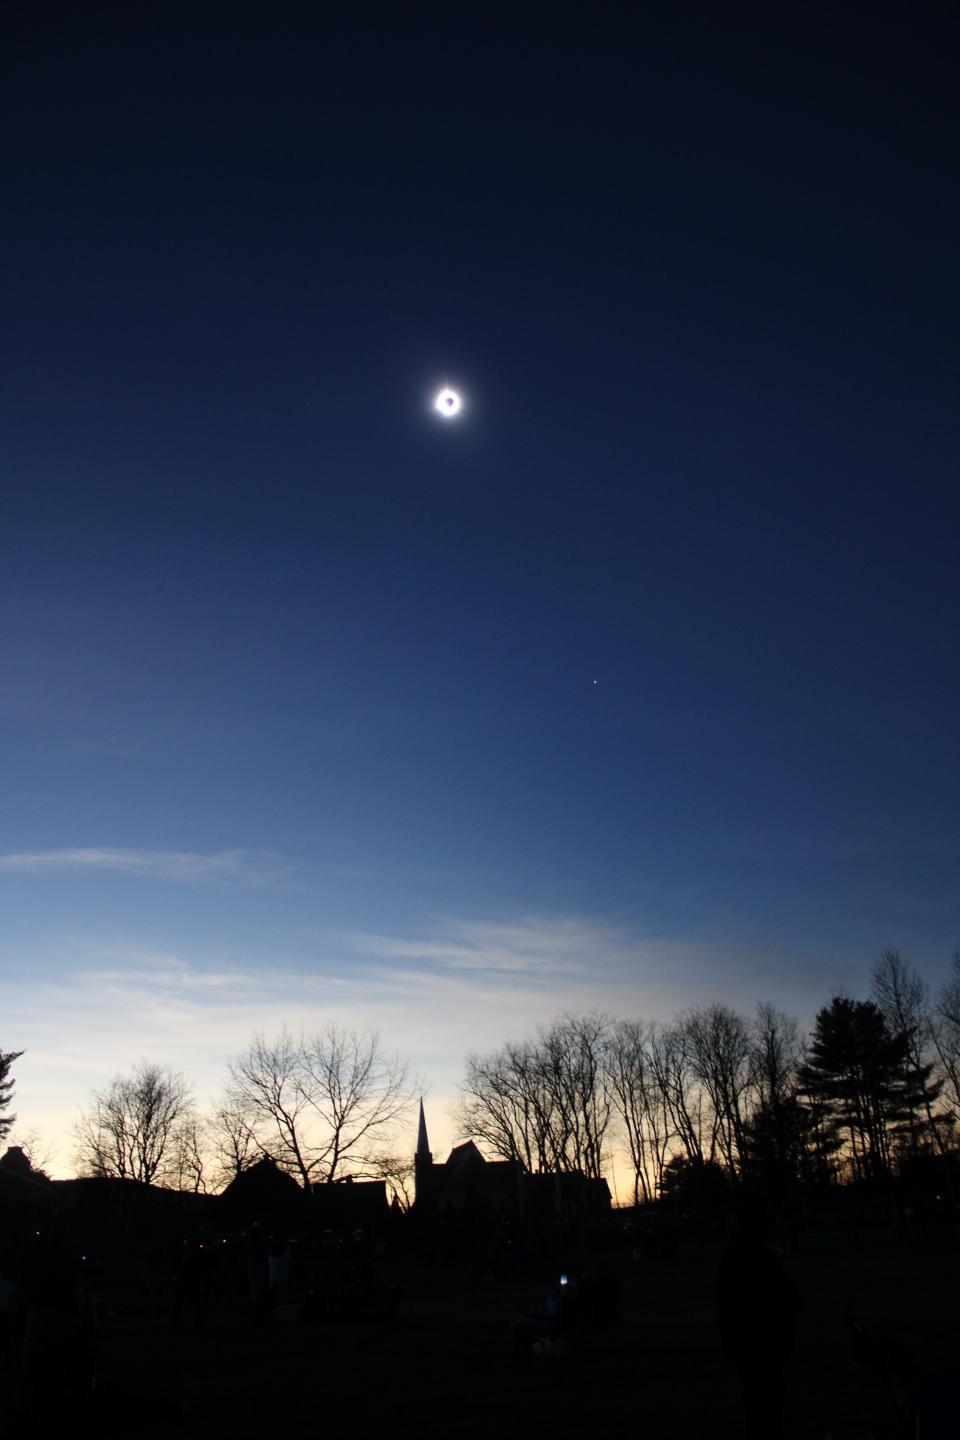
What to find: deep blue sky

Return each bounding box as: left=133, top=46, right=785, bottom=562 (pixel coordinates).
left=2, top=5, right=958, bottom=1167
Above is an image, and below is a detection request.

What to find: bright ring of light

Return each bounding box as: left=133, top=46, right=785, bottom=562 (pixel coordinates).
left=434, top=387, right=463, bottom=418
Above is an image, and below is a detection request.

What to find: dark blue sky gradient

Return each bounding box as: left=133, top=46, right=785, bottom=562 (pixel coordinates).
left=2, top=3, right=958, bottom=1017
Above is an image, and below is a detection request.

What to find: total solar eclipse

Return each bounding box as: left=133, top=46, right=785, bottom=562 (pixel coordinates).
left=433, top=387, right=463, bottom=418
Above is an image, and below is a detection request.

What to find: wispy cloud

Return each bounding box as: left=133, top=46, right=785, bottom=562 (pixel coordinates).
left=0, top=847, right=288, bottom=884
left=342, top=915, right=635, bottom=975
left=3, top=911, right=840, bottom=1178
left=88, top=963, right=259, bottom=993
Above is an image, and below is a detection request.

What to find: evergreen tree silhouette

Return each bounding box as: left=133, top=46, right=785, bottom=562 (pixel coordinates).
left=0, top=1047, right=24, bottom=1142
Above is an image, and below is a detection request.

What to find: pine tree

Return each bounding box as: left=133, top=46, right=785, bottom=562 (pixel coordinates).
left=797, top=998, right=911, bottom=1183
left=0, top=1048, right=24, bottom=1143
left=741, top=1090, right=841, bottom=1195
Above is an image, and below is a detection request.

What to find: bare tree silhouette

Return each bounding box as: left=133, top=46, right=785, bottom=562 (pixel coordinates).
left=872, top=949, right=949, bottom=1160
left=75, top=1060, right=193, bottom=1184
left=607, top=1019, right=666, bottom=1205
left=228, top=1023, right=414, bottom=1191
left=458, top=1013, right=612, bottom=1177
left=932, top=951, right=960, bottom=1129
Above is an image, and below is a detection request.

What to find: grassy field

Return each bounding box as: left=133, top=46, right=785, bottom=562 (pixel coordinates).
left=6, top=1229, right=959, bottom=1438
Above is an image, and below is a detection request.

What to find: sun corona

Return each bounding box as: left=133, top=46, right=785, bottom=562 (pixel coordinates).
left=433, top=387, right=463, bottom=419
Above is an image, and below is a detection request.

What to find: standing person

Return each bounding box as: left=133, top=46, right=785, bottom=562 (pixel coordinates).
left=0, top=1266, right=17, bottom=1365
left=16, top=1224, right=90, bottom=1426
left=716, top=1193, right=802, bottom=1439
left=268, top=1235, right=291, bottom=1314
left=246, top=1224, right=270, bottom=1325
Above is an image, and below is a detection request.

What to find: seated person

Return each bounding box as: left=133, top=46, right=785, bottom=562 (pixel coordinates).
left=511, top=1272, right=579, bottom=1357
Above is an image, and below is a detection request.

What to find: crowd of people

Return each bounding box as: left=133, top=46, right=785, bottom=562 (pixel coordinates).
left=0, top=1217, right=401, bottom=1432
left=0, top=1198, right=953, bottom=1438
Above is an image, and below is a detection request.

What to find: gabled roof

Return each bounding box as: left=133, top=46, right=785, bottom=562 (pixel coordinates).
left=222, top=1156, right=302, bottom=1203
left=444, top=1140, right=485, bottom=1183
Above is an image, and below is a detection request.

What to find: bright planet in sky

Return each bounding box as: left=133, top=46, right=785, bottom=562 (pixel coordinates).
left=433, top=386, right=463, bottom=418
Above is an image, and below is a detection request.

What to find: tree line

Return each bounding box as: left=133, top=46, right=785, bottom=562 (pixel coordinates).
left=2, top=948, right=959, bottom=1205
left=458, top=948, right=960, bottom=1204
left=67, top=1023, right=416, bottom=1198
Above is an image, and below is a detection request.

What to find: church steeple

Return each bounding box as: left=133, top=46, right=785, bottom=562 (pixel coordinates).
left=416, top=1097, right=432, bottom=1162
left=414, top=1097, right=434, bottom=1207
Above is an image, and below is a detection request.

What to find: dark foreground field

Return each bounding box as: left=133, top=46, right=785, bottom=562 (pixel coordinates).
left=5, top=1230, right=959, bottom=1439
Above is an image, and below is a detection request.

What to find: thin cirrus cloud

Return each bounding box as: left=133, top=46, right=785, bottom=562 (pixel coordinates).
left=340, top=914, right=640, bottom=976
left=4, top=914, right=829, bottom=1177
left=0, top=847, right=288, bottom=884
left=335, top=916, right=844, bottom=1028
left=6, top=925, right=619, bottom=1174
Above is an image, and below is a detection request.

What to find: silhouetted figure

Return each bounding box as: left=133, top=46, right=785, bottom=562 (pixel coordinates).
left=577, top=1260, right=622, bottom=1331
left=844, top=1304, right=917, bottom=1431
left=246, top=1223, right=271, bottom=1325
left=0, top=1266, right=17, bottom=1365
left=269, top=1235, right=291, bottom=1301
left=717, top=1195, right=802, bottom=1439
left=843, top=1301, right=960, bottom=1436
left=172, top=1240, right=213, bottom=1329
left=16, top=1225, right=91, bottom=1426
left=511, top=1272, right=580, bottom=1358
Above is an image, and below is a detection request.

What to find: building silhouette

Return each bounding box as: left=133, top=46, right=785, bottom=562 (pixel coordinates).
left=413, top=1102, right=611, bottom=1227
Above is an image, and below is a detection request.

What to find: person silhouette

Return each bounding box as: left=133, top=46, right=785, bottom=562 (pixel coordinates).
left=0, top=1265, right=17, bottom=1365
left=511, top=1270, right=580, bottom=1358
left=716, top=1192, right=802, bottom=1438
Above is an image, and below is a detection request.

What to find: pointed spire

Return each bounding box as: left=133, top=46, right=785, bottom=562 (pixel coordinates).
left=416, top=1097, right=431, bottom=1160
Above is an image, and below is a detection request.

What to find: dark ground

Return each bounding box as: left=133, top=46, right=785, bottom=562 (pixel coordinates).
left=3, top=1229, right=958, bottom=1439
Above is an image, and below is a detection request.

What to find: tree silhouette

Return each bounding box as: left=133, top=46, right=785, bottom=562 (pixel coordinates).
left=75, top=1061, right=193, bottom=1184
left=607, top=1019, right=671, bottom=1205
left=208, top=1102, right=259, bottom=1188
left=871, top=949, right=949, bottom=1160
left=797, top=997, right=913, bottom=1183
left=741, top=1091, right=832, bottom=1197
left=0, top=1047, right=24, bottom=1143
left=740, top=1005, right=834, bottom=1195
left=458, top=1013, right=612, bottom=1178
left=228, top=1024, right=414, bottom=1191
left=683, top=1003, right=752, bottom=1174
left=659, top=1152, right=729, bottom=1210
left=932, top=951, right=960, bottom=1129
